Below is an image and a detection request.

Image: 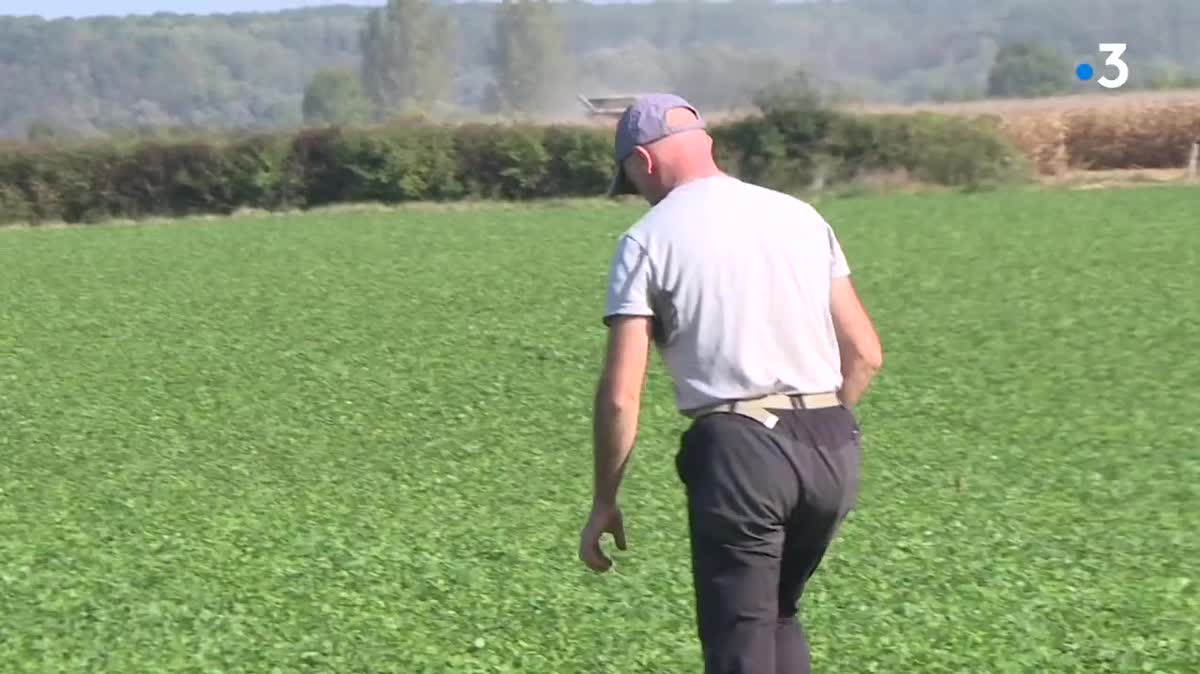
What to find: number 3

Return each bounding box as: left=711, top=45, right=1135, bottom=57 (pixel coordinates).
left=1098, top=43, right=1129, bottom=89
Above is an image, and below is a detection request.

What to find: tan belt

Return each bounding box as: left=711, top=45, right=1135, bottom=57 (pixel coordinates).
left=685, top=392, right=842, bottom=429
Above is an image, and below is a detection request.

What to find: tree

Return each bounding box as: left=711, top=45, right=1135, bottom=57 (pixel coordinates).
left=670, top=46, right=789, bottom=112
left=359, top=0, right=457, bottom=119
left=751, top=68, right=838, bottom=149
left=491, top=0, right=572, bottom=117
left=1, top=1, right=1199, bottom=138
left=302, top=68, right=370, bottom=126
left=753, top=68, right=826, bottom=118
left=986, top=42, right=1071, bottom=98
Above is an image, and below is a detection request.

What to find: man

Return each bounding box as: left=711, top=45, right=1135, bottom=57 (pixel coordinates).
left=578, top=94, right=883, bottom=674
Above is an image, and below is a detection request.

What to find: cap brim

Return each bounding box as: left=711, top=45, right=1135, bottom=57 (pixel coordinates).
left=607, top=162, right=638, bottom=197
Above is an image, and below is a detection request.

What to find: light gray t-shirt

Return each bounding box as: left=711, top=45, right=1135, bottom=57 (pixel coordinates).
left=603, top=175, right=851, bottom=413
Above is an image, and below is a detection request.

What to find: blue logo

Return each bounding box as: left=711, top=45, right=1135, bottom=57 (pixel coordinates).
left=1077, top=44, right=1129, bottom=89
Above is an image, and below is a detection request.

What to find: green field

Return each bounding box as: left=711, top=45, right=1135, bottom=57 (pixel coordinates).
left=1, top=187, right=1197, bottom=673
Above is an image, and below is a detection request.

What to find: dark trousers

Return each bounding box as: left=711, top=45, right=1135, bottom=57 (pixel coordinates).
left=675, top=405, right=862, bottom=674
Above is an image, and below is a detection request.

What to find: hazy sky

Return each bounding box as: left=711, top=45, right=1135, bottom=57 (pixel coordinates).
left=4, top=1, right=383, bottom=18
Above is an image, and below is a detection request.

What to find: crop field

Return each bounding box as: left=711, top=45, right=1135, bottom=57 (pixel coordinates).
left=848, top=89, right=1200, bottom=176
left=1, top=186, right=1198, bottom=673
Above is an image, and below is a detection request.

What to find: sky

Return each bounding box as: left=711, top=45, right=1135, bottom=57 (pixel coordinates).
left=3, top=1, right=384, bottom=18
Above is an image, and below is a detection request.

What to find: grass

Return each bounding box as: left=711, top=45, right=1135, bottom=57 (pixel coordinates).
left=1, top=186, right=1197, bottom=673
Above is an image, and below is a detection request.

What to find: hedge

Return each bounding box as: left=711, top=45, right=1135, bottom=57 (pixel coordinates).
left=0, top=111, right=1028, bottom=226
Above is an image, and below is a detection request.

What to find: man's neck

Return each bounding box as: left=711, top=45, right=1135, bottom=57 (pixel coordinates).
left=669, top=166, right=727, bottom=191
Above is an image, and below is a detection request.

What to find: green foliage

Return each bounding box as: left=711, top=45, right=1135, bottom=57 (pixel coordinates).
left=2, top=188, right=1198, bottom=672
left=0, top=182, right=32, bottom=224
left=986, top=42, right=1072, bottom=98
left=837, top=113, right=1030, bottom=186
left=0, top=66, right=1025, bottom=225
left=1137, top=64, right=1200, bottom=91
left=714, top=76, right=1028, bottom=193
left=333, top=125, right=464, bottom=203
left=0, top=143, right=120, bottom=223
left=0, top=106, right=1034, bottom=225
left=491, top=0, right=572, bottom=116
left=453, top=124, right=551, bottom=198
left=113, top=141, right=236, bottom=217
left=752, top=70, right=840, bottom=151
left=0, top=123, right=609, bottom=224
left=303, top=69, right=372, bottom=127
left=540, top=125, right=614, bottom=196
left=221, top=133, right=300, bottom=210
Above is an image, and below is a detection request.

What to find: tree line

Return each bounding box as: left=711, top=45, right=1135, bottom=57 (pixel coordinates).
left=0, top=90, right=1029, bottom=227
left=2, top=0, right=1198, bottom=139
left=305, top=0, right=574, bottom=126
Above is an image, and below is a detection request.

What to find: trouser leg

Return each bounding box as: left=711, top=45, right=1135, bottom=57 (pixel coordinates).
left=688, top=506, right=784, bottom=673
left=679, top=413, right=799, bottom=674
left=774, top=615, right=810, bottom=674
left=775, top=406, right=862, bottom=674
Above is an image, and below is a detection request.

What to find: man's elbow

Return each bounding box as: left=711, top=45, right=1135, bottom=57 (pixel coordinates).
left=595, top=383, right=641, bottom=415
left=847, top=343, right=883, bottom=374
left=862, top=346, right=883, bottom=373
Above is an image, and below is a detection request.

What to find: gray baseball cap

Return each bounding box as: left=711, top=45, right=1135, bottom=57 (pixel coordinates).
left=607, top=93, right=707, bottom=197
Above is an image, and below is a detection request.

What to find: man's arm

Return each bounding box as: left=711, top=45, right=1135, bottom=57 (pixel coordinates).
left=581, top=233, right=653, bottom=573
left=592, top=315, right=652, bottom=507
left=830, top=275, right=883, bottom=408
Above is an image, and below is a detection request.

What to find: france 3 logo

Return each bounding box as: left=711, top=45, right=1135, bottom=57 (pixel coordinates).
left=1075, top=44, right=1129, bottom=89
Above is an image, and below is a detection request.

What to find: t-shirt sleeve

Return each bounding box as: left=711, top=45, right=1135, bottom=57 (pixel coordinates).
left=602, top=234, right=655, bottom=326
left=827, top=224, right=851, bottom=278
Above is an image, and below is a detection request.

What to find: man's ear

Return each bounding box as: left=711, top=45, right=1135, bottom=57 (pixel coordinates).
left=633, top=146, right=654, bottom=175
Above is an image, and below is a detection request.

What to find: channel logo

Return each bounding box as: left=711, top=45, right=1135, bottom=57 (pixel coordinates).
left=1076, top=43, right=1129, bottom=89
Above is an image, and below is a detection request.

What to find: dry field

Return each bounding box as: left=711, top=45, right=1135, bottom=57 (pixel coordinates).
left=845, top=90, right=1200, bottom=176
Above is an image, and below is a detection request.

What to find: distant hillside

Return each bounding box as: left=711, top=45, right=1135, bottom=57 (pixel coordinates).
left=1, top=0, right=1197, bottom=138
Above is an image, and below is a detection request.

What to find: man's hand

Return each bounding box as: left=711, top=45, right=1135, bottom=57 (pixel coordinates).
left=579, top=502, right=627, bottom=572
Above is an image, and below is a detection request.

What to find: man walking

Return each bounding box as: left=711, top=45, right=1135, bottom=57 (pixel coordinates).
left=578, top=94, right=883, bottom=674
